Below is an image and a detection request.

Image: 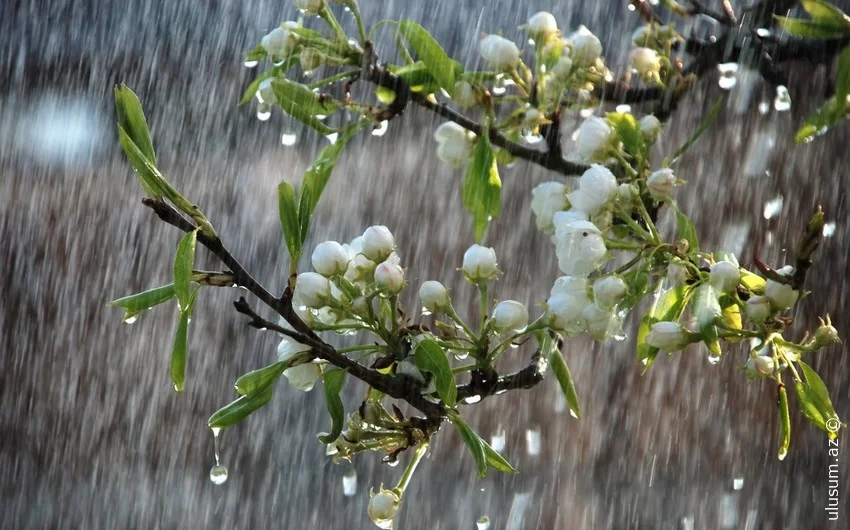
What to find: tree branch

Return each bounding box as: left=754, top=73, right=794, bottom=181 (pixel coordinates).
left=456, top=350, right=549, bottom=403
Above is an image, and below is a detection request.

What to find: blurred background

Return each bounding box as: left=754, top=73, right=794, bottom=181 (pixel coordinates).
left=1, top=0, right=849, bottom=528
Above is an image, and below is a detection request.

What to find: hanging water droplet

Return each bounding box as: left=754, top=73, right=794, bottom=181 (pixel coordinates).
left=773, top=86, right=791, bottom=112
left=578, top=107, right=594, bottom=118
left=281, top=133, right=297, bottom=146
left=763, top=196, right=784, bottom=219
left=464, top=395, right=482, bottom=404
left=627, top=3, right=636, bottom=11
left=569, top=409, right=579, bottom=419
left=492, top=75, right=506, bottom=96
left=717, top=63, right=738, bottom=90
left=325, top=132, right=339, bottom=144
left=209, top=464, right=228, bottom=485
left=491, top=427, right=506, bottom=452
left=420, top=308, right=433, bottom=317
left=523, top=132, right=543, bottom=144
left=373, top=519, right=393, bottom=530
left=476, top=515, right=492, bottom=530
left=756, top=28, right=772, bottom=38
left=778, top=448, right=788, bottom=461
left=244, top=60, right=259, bottom=68
left=343, top=5, right=351, bottom=12
left=342, top=467, right=358, bottom=496
left=527, top=38, right=536, bottom=46
left=372, top=120, right=389, bottom=137
left=123, top=314, right=138, bottom=324
left=733, top=476, right=744, bottom=490
left=257, top=103, right=272, bottom=121
left=758, top=101, right=770, bottom=114
left=386, top=459, right=400, bottom=468
left=525, top=427, right=541, bottom=456
left=707, top=353, right=721, bottom=365
left=303, top=69, right=316, bottom=79
left=823, top=222, right=836, bottom=237
left=509, top=342, right=520, bottom=350
left=615, top=104, right=631, bottom=114
left=453, top=351, right=469, bottom=361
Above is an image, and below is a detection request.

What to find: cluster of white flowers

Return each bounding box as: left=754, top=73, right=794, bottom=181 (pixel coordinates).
left=433, top=122, right=475, bottom=167
left=545, top=274, right=627, bottom=341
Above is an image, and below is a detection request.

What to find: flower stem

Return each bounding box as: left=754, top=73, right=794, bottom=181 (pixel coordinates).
left=394, top=441, right=429, bottom=495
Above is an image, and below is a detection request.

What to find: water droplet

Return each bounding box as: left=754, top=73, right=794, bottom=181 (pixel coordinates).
left=778, top=448, right=787, bottom=461
left=372, top=120, right=389, bottom=137
left=615, top=104, right=631, bottom=113
left=244, top=60, right=259, bottom=68
left=525, top=427, right=541, bottom=456
left=718, top=75, right=737, bottom=90
left=453, top=351, right=469, bottom=361
left=342, top=467, right=358, bottom=496
left=257, top=106, right=272, bottom=121
left=420, top=308, right=433, bottom=317
left=733, top=476, right=744, bottom=490
left=491, top=427, right=506, bottom=452
left=523, top=132, right=543, bottom=144
left=720, top=493, right=739, bottom=528
left=209, top=464, right=228, bottom=485
left=527, top=38, right=536, bottom=46
left=763, top=196, right=783, bottom=219
left=343, top=5, right=351, bottom=12
left=492, top=85, right=506, bottom=96
left=325, top=132, right=339, bottom=144
left=823, top=222, right=836, bottom=237
left=281, top=133, right=297, bottom=146
left=627, top=3, right=636, bottom=10
left=123, top=314, right=138, bottom=324
left=509, top=343, right=519, bottom=349
left=707, top=353, right=721, bottom=365
left=681, top=515, right=695, bottom=530
left=756, top=28, right=772, bottom=38
left=476, top=515, right=492, bottom=530
left=374, top=520, right=393, bottom=530
left=464, top=395, right=482, bottom=404
left=773, top=86, right=791, bottom=112
left=578, top=107, right=594, bottom=118
left=758, top=101, right=770, bottom=114
left=569, top=409, right=579, bottom=419
left=303, top=69, right=316, bottom=79
left=717, top=63, right=738, bottom=90
left=386, top=458, right=400, bottom=467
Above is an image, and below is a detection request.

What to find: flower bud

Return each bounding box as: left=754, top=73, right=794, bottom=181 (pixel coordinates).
left=419, top=281, right=450, bottom=312
left=261, top=23, right=299, bottom=58
left=572, top=117, right=612, bottom=163
left=710, top=259, right=740, bottom=294
left=528, top=11, right=558, bottom=37
left=546, top=293, right=586, bottom=334
left=764, top=265, right=799, bottom=310
left=295, top=0, right=325, bottom=13
left=531, top=181, right=568, bottom=233
left=311, top=241, right=352, bottom=277
left=744, top=295, right=771, bottom=323
left=299, top=48, right=324, bottom=70
left=452, top=81, right=478, bottom=107
left=567, top=25, right=603, bottom=66
left=550, top=55, right=573, bottom=79
left=645, top=321, right=690, bottom=352
left=666, top=258, right=689, bottom=287
left=294, top=272, right=331, bottom=308
left=436, top=140, right=474, bottom=167
left=278, top=335, right=320, bottom=391
left=374, top=261, right=405, bottom=294
left=581, top=303, right=622, bottom=342
left=752, top=355, right=775, bottom=376
left=462, top=244, right=499, bottom=282
left=479, top=34, right=521, bottom=72
left=554, top=220, right=608, bottom=277
left=646, top=168, right=677, bottom=202
left=491, top=300, right=529, bottom=332
left=593, top=275, right=628, bottom=310
left=630, top=47, right=661, bottom=78
left=361, top=225, right=395, bottom=261
left=368, top=488, right=401, bottom=527
left=693, top=284, right=722, bottom=329
left=345, top=254, right=376, bottom=284
left=639, top=115, right=661, bottom=143
left=805, top=316, right=841, bottom=349
left=569, top=164, right=618, bottom=215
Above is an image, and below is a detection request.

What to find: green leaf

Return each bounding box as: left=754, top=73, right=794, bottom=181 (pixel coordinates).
left=239, top=60, right=295, bottom=106
left=462, top=133, right=501, bottom=242
left=117, top=126, right=166, bottom=198
left=549, top=341, right=581, bottom=419
left=740, top=270, right=766, bottom=293
left=670, top=96, right=722, bottom=162
left=796, top=361, right=840, bottom=439
left=794, top=96, right=849, bottom=142
left=318, top=368, right=346, bottom=444
left=208, top=383, right=275, bottom=429
left=674, top=208, right=699, bottom=254
left=397, top=20, right=460, bottom=91
left=835, top=45, right=850, bottom=104
left=244, top=43, right=267, bottom=63
left=108, top=283, right=176, bottom=321
left=777, top=384, right=791, bottom=459
left=278, top=181, right=302, bottom=263
left=606, top=112, right=645, bottom=158
left=114, top=84, right=156, bottom=165
left=270, top=78, right=339, bottom=135
left=375, top=86, right=397, bottom=104
left=774, top=16, right=849, bottom=38
left=801, top=1, right=850, bottom=27
left=235, top=360, right=291, bottom=396
left=170, top=306, right=191, bottom=393
left=448, top=411, right=488, bottom=477
left=388, top=61, right=440, bottom=93
left=297, top=121, right=366, bottom=246
left=637, top=284, right=695, bottom=371
left=483, top=441, right=518, bottom=474
left=173, top=229, right=199, bottom=311
left=414, top=339, right=457, bottom=407
left=619, top=259, right=653, bottom=310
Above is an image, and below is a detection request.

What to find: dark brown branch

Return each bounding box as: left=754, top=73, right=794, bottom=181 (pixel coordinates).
left=456, top=351, right=549, bottom=403
left=631, top=0, right=662, bottom=24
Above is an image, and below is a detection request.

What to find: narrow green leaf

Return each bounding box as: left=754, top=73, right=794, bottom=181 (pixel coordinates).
left=801, top=1, right=850, bottom=27
left=674, top=208, right=699, bottom=254
left=794, top=96, right=849, bottom=142
left=235, top=361, right=287, bottom=396
left=448, top=411, right=488, bottom=477
left=397, top=20, right=459, bottom=91
left=637, top=284, right=695, bottom=371
left=671, top=96, right=722, bottom=162
left=270, top=78, right=339, bottom=135
left=774, top=16, right=849, bottom=38
left=549, top=344, right=581, bottom=420
left=462, top=133, right=501, bottom=242
left=778, top=384, right=791, bottom=459
left=414, top=339, right=457, bottom=407
left=797, top=361, right=840, bottom=439
left=244, top=43, right=268, bottom=63
left=239, top=60, right=295, bottom=106
left=297, top=122, right=367, bottom=246
left=318, top=369, right=346, bottom=444
left=388, top=61, right=439, bottom=92
left=208, top=383, right=275, bottom=429
left=483, top=441, right=518, bottom=474
left=606, top=112, right=645, bottom=158
left=117, top=126, right=166, bottom=198
left=109, top=283, right=176, bottom=320
left=173, top=229, right=199, bottom=311
left=114, top=84, right=156, bottom=165
left=278, top=181, right=302, bottom=263
left=170, top=307, right=191, bottom=392
left=835, top=45, right=850, bottom=105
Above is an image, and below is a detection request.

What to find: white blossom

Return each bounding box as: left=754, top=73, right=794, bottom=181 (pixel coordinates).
left=568, top=164, right=617, bottom=215
left=528, top=12, right=558, bottom=36
left=639, top=115, right=661, bottom=143
left=277, top=330, right=320, bottom=392
left=554, top=220, right=608, bottom=276
left=374, top=261, right=405, bottom=294
left=531, top=181, right=568, bottom=233
left=546, top=276, right=590, bottom=334
left=572, top=116, right=612, bottom=163
left=344, top=254, right=376, bottom=284
left=765, top=265, right=799, bottom=310
left=581, top=303, right=622, bottom=342
left=645, top=321, right=690, bottom=352
left=593, top=275, right=628, bottom=310
left=311, top=241, right=351, bottom=277
left=294, top=272, right=330, bottom=308
left=630, top=47, right=661, bottom=78
left=452, top=81, right=478, bottom=107
left=567, top=25, right=603, bottom=65
left=693, top=284, right=722, bottom=328
left=491, top=300, right=529, bottom=332
left=261, top=22, right=300, bottom=58
left=361, top=225, right=395, bottom=261
left=419, top=281, right=450, bottom=312
left=646, top=168, right=677, bottom=202
left=710, top=259, right=740, bottom=294
left=462, top=244, right=499, bottom=282
left=434, top=122, right=474, bottom=167
left=745, top=295, right=771, bottom=323
left=480, top=34, right=521, bottom=71
left=551, top=55, right=573, bottom=79
left=667, top=258, right=689, bottom=286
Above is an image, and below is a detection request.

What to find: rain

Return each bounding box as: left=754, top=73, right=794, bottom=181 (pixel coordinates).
left=2, top=0, right=849, bottom=528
